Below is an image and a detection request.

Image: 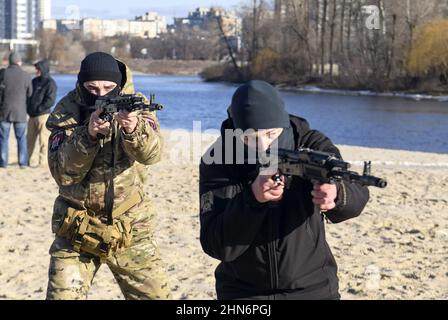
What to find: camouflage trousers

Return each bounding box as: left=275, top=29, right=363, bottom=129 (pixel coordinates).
left=46, top=199, right=171, bottom=300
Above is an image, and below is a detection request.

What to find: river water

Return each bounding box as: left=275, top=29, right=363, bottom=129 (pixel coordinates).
left=54, top=74, right=448, bottom=154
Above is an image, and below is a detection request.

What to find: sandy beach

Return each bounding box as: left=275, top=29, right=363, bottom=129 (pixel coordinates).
left=0, top=129, right=447, bottom=300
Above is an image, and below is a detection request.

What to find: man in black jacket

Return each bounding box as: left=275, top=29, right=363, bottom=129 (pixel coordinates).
left=27, top=59, right=57, bottom=167
left=199, top=80, right=370, bottom=300
left=0, top=52, right=32, bottom=168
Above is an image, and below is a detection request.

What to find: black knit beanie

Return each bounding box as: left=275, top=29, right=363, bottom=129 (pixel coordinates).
left=77, top=52, right=122, bottom=86
left=229, top=80, right=290, bottom=130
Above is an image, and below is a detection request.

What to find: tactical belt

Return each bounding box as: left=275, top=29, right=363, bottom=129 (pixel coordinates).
left=57, top=190, right=143, bottom=261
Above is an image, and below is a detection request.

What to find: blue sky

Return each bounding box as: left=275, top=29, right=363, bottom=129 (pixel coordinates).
left=52, top=0, right=245, bottom=23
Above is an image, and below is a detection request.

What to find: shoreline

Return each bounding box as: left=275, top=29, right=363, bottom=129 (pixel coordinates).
left=49, top=71, right=202, bottom=77
left=17, top=59, right=217, bottom=77
left=159, top=129, right=448, bottom=156
left=278, top=85, right=448, bottom=102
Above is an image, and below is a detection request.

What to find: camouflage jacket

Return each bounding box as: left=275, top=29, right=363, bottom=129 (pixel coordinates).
left=46, top=61, right=162, bottom=215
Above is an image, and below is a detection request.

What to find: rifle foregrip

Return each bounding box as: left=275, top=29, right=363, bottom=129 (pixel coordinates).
left=366, top=176, right=388, bottom=188
left=356, top=175, right=388, bottom=188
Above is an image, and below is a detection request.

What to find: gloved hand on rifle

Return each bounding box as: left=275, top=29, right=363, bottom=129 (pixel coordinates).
left=252, top=168, right=337, bottom=210
left=88, top=108, right=110, bottom=140
left=311, top=183, right=337, bottom=211
left=88, top=108, right=139, bottom=139
left=251, top=168, right=286, bottom=203
left=115, top=109, right=138, bottom=134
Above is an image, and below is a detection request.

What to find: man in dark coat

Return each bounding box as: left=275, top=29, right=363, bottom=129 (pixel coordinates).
left=27, top=59, right=57, bottom=167
left=199, top=80, right=370, bottom=300
left=0, top=52, right=32, bottom=168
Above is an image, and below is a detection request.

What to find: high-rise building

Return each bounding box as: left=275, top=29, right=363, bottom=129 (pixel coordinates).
left=173, top=7, right=241, bottom=37
left=0, top=0, right=7, bottom=39
left=274, top=0, right=287, bottom=20
left=135, top=11, right=167, bottom=35
left=0, top=0, right=49, bottom=40
left=38, top=0, right=51, bottom=21
left=79, top=12, right=167, bottom=39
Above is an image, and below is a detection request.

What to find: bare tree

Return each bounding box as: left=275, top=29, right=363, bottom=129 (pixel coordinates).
left=320, top=0, right=328, bottom=76
left=212, top=0, right=448, bottom=90
left=328, top=0, right=337, bottom=78
left=36, top=29, right=66, bottom=62
left=285, top=0, right=313, bottom=75
left=251, top=0, right=260, bottom=63
left=216, top=16, right=243, bottom=80
left=339, top=0, right=346, bottom=53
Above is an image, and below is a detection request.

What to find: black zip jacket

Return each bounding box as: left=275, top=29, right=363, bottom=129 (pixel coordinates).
left=27, top=60, right=57, bottom=117
left=199, top=115, right=370, bottom=300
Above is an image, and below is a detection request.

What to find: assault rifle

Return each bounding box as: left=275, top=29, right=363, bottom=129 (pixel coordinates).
left=261, top=148, right=387, bottom=188
left=89, top=93, right=163, bottom=123
left=89, top=93, right=163, bottom=139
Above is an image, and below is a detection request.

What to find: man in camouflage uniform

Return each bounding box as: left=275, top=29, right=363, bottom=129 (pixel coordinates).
left=45, top=52, right=171, bottom=300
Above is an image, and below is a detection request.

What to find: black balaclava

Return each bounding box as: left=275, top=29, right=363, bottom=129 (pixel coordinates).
left=77, top=52, right=122, bottom=106
left=229, top=80, right=295, bottom=152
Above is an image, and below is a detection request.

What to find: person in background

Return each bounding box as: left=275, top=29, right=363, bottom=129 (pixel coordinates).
left=27, top=59, right=57, bottom=167
left=0, top=52, right=32, bottom=169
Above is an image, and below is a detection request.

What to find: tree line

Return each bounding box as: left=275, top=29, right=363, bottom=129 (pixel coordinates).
left=207, top=0, right=448, bottom=92
left=30, top=22, right=231, bottom=73
left=16, top=0, right=448, bottom=92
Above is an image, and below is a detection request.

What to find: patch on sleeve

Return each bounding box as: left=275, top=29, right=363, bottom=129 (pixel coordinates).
left=49, top=131, right=65, bottom=152
left=141, top=114, right=159, bottom=132
left=200, top=191, right=214, bottom=215
left=146, top=118, right=159, bottom=132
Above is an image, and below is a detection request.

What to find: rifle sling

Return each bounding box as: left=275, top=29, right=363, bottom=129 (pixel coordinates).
left=111, top=191, right=143, bottom=219
left=104, top=122, right=117, bottom=225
